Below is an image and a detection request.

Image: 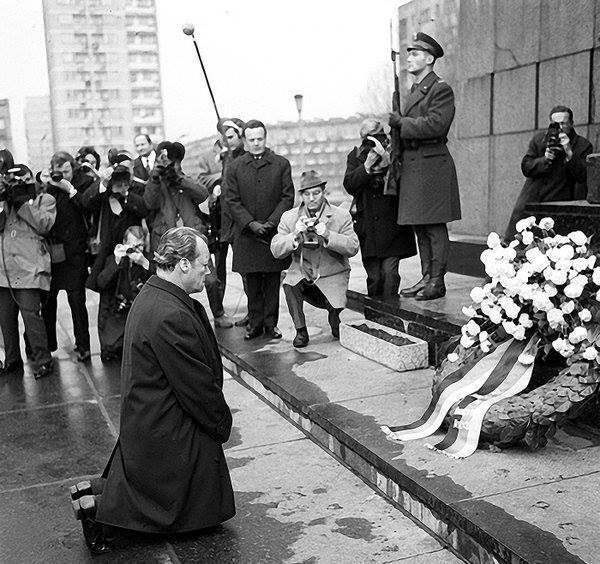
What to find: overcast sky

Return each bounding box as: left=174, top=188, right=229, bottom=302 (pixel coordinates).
left=1, top=0, right=405, bottom=161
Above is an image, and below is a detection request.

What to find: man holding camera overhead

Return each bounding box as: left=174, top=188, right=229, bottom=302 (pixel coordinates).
left=0, top=163, right=56, bottom=378
left=505, top=105, right=593, bottom=239
left=271, top=171, right=359, bottom=348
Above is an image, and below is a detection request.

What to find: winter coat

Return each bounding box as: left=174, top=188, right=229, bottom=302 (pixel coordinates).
left=391, top=71, right=461, bottom=225
left=95, top=275, right=235, bottom=533
left=143, top=172, right=209, bottom=252
left=225, top=149, right=294, bottom=273
left=271, top=201, right=359, bottom=309
left=343, top=147, right=417, bottom=259
left=0, top=194, right=56, bottom=290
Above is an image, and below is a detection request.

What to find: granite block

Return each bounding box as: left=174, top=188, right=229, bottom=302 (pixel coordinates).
left=538, top=51, right=591, bottom=127
left=340, top=320, right=428, bottom=372
left=449, top=136, right=491, bottom=236
left=540, top=0, right=594, bottom=59
left=456, top=0, right=494, bottom=81
left=455, top=75, right=491, bottom=138
left=489, top=131, right=535, bottom=233
left=493, top=65, right=537, bottom=134
left=494, top=0, right=541, bottom=71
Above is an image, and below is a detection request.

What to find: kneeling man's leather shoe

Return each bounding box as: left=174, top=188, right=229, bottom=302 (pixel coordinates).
left=244, top=326, right=263, bottom=340
left=293, top=327, right=309, bottom=348
left=415, top=276, right=446, bottom=301
left=72, top=495, right=113, bottom=554
left=400, top=274, right=430, bottom=297
left=264, top=326, right=282, bottom=339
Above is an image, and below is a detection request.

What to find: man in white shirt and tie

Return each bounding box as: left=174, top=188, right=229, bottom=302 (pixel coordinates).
left=133, top=134, right=156, bottom=183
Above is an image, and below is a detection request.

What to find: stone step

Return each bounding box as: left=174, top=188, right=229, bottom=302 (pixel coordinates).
left=346, top=290, right=463, bottom=366
left=340, top=320, right=428, bottom=372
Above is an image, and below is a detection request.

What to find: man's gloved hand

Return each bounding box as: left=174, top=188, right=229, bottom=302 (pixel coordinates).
left=293, top=217, right=308, bottom=239
left=249, top=221, right=268, bottom=237
left=388, top=111, right=403, bottom=128
left=559, top=132, right=573, bottom=161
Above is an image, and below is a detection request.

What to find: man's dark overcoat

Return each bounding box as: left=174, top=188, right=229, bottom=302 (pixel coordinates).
left=393, top=71, right=461, bottom=225
left=343, top=148, right=416, bottom=259
left=95, top=275, right=235, bottom=533
left=225, top=148, right=294, bottom=273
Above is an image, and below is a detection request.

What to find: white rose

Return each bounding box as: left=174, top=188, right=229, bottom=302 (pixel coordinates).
left=480, top=340, right=491, bottom=353
left=547, top=308, right=564, bottom=328
left=576, top=245, right=587, bottom=255
left=447, top=352, right=459, bottom=363
left=478, top=330, right=489, bottom=342
left=560, top=301, right=575, bottom=314
left=596, top=289, right=600, bottom=302
left=513, top=325, right=526, bottom=340
left=521, top=231, right=534, bottom=245
left=518, top=352, right=536, bottom=365
left=465, top=319, right=480, bottom=336
left=549, top=269, right=568, bottom=286
left=588, top=256, right=597, bottom=269
left=558, top=245, right=575, bottom=261
left=470, top=287, right=486, bottom=303
left=568, top=231, right=588, bottom=247
left=518, top=313, right=534, bottom=328
left=582, top=346, right=598, bottom=361
left=554, top=259, right=572, bottom=271
left=568, top=326, right=588, bottom=344
left=460, top=334, right=475, bottom=348
left=487, top=232, right=501, bottom=249
left=552, top=337, right=567, bottom=353
left=592, top=268, right=600, bottom=286
left=579, top=308, right=592, bottom=322
left=488, top=308, right=503, bottom=325
left=516, top=217, right=536, bottom=233
left=502, top=320, right=518, bottom=335
left=573, top=274, right=588, bottom=287
left=543, top=283, right=558, bottom=297
left=564, top=283, right=584, bottom=299
left=572, top=257, right=590, bottom=272
left=462, top=305, right=477, bottom=318
left=539, top=217, right=554, bottom=230
left=503, top=246, right=517, bottom=261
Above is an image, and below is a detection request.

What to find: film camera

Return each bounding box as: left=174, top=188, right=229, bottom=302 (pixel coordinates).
left=545, top=122, right=564, bottom=158
left=0, top=167, right=36, bottom=205
left=301, top=217, right=320, bottom=250
left=110, top=164, right=131, bottom=185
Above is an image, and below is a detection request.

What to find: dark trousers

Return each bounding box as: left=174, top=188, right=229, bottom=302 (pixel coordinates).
left=283, top=280, right=339, bottom=329
left=362, top=256, right=401, bottom=297
left=205, top=256, right=225, bottom=318
left=214, top=242, right=229, bottom=291
left=245, top=271, right=281, bottom=329
left=414, top=224, right=449, bottom=278
left=97, top=291, right=125, bottom=356
left=43, top=286, right=90, bottom=351
left=0, top=288, right=52, bottom=368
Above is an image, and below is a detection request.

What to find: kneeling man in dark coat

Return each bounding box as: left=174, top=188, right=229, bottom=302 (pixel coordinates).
left=71, top=226, right=235, bottom=554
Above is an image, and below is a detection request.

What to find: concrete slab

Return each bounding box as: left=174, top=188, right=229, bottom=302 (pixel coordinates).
left=0, top=402, right=114, bottom=491
left=456, top=0, right=494, bottom=81
left=455, top=75, right=491, bottom=138
left=540, top=0, right=594, bottom=59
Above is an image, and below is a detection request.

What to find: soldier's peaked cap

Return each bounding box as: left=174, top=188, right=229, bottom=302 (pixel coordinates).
left=407, top=32, right=444, bottom=59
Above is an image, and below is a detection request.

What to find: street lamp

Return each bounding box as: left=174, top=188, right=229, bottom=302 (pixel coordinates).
left=294, top=94, right=305, bottom=172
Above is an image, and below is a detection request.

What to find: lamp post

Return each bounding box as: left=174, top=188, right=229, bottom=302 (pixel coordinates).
left=294, top=94, right=305, bottom=172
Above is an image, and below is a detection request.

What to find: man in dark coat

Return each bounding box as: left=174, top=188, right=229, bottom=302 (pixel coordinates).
left=73, top=227, right=234, bottom=554
left=505, top=105, right=593, bottom=238
left=132, top=133, right=155, bottom=183
left=343, top=118, right=416, bottom=297
left=389, top=32, right=461, bottom=301
left=225, top=119, right=295, bottom=340
left=42, top=152, right=96, bottom=360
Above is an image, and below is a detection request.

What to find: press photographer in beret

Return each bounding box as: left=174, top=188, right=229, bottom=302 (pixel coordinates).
left=389, top=32, right=461, bottom=301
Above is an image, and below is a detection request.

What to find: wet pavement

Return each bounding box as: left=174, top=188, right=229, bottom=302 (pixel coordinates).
left=0, top=254, right=462, bottom=563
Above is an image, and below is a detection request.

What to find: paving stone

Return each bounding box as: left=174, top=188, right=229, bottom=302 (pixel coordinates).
left=0, top=403, right=114, bottom=491
left=81, top=354, right=122, bottom=398
left=340, top=320, right=428, bottom=373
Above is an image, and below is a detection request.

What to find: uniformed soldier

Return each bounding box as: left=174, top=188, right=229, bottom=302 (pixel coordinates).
left=389, top=32, right=461, bottom=300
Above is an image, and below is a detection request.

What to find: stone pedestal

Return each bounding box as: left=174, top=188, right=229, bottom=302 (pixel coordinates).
left=587, top=153, right=600, bottom=204
left=524, top=200, right=600, bottom=250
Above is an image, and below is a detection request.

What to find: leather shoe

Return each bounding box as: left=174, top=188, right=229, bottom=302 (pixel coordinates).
left=293, top=327, right=309, bottom=348
left=400, top=274, right=430, bottom=297
left=328, top=310, right=341, bottom=339
left=0, top=360, right=24, bottom=375
left=264, top=326, right=282, bottom=339
left=244, top=326, right=263, bottom=340
left=33, top=359, right=54, bottom=380
left=214, top=314, right=234, bottom=328
left=75, top=347, right=91, bottom=363
left=72, top=495, right=113, bottom=554
left=415, top=276, right=446, bottom=301
left=234, top=314, right=250, bottom=327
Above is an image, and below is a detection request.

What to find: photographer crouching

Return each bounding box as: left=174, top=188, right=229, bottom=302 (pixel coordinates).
left=0, top=163, right=56, bottom=378
left=505, top=105, right=593, bottom=238
left=271, top=171, right=359, bottom=348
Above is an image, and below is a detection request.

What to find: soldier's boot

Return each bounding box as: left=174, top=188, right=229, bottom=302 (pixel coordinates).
left=415, top=276, right=446, bottom=301
left=400, top=274, right=430, bottom=297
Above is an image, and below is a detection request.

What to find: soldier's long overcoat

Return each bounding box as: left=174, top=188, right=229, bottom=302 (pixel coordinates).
left=394, top=71, right=461, bottom=225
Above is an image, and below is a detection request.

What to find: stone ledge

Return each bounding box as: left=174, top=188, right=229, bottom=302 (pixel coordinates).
left=340, top=320, right=428, bottom=372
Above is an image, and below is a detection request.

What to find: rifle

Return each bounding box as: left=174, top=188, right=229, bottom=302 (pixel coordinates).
left=387, top=19, right=403, bottom=195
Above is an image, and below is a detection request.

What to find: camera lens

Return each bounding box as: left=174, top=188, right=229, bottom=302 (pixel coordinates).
left=50, top=171, right=63, bottom=182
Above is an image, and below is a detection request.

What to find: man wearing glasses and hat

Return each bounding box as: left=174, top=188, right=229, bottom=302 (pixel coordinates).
left=271, top=171, right=359, bottom=348
left=389, top=32, right=461, bottom=301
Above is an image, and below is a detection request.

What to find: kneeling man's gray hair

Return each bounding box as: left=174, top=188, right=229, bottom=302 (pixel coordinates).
left=154, top=226, right=204, bottom=271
